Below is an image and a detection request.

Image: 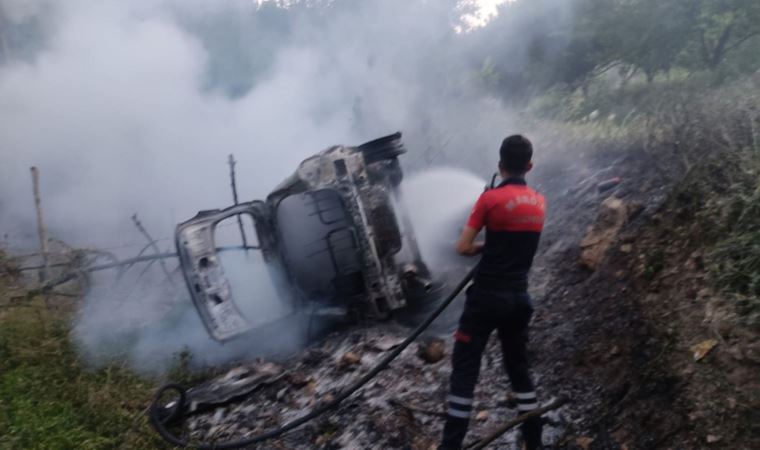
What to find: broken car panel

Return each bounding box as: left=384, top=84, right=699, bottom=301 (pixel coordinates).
left=175, top=202, right=283, bottom=341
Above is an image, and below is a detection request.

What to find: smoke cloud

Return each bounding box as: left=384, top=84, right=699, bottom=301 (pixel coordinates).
left=0, top=0, right=570, bottom=372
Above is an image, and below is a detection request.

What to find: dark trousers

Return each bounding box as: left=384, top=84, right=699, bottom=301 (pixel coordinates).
left=440, top=286, right=542, bottom=450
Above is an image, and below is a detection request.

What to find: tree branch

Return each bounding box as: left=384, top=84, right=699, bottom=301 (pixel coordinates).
left=466, top=397, right=568, bottom=450
left=699, top=30, right=711, bottom=67
left=723, top=31, right=760, bottom=54
left=711, top=23, right=735, bottom=67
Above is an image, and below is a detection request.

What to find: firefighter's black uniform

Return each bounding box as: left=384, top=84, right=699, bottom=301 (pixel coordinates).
left=441, top=177, right=546, bottom=450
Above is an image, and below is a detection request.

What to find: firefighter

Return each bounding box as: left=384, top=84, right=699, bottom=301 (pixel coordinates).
left=440, top=135, right=546, bottom=450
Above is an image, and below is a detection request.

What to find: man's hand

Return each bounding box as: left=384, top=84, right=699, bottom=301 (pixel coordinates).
left=456, top=226, right=484, bottom=256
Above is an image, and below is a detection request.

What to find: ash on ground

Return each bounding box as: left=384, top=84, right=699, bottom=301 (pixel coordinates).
left=184, top=324, right=570, bottom=449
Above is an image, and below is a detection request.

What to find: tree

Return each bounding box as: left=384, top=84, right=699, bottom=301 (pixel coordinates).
left=694, top=0, right=760, bottom=69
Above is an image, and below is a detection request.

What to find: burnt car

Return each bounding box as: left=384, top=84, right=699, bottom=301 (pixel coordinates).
left=175, top=133, right=436, bottom=341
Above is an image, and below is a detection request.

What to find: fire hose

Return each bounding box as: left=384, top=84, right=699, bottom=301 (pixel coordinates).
left=148, top=266, right=477, bottom=449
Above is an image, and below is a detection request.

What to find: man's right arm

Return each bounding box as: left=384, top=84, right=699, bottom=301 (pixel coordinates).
left=456, top=226, right=483, bottom=256
left=456, top=193, right=487, bottom=256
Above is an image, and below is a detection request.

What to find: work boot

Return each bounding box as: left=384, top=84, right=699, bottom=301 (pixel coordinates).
left=520, top=415, right=543, bottom=450
left=440, top=415, right=469, bottom=450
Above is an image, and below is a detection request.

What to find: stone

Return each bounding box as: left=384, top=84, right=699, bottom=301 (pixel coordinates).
left=691, top=339, right=718, bottom=362
left=575, top=436, right=594, bottom=450
left=417, top=339, right=446, bottom=364
left=597, top=177, right=622, bottom=192
left=580, top=196, right=628, bottom=270
left=340, top=351, right=362, bottom=366
left=743, top=341, right=760, bottom=364
left=287, top=373, right=311, bottom=387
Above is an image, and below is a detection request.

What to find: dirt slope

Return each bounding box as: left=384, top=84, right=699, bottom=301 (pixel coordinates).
left=531, top=145, right=760, bottom=449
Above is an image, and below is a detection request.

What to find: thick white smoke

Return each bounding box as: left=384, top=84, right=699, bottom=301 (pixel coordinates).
left=402, top=168, right=487, bottom=265
left=0, top=0, right=565, bottom=372
left=0, top=1, right=356, bottom=248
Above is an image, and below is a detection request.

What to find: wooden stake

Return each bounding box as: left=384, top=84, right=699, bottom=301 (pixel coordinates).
left=0, top=10, right=9, bottom=64
left=131, top=214, right=175, bottom=287
left=30, top=167, right=49, bottom=283
left=227, top=154, right=248, bottom=248
left=20, top=251, right=179, bottom=299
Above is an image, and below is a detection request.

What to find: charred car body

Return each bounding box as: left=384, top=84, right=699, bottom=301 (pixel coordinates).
left=175, top=133, right=436, bottom=341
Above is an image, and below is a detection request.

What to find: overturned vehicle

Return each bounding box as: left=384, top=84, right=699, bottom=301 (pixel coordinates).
left=175, top=133, right=439, bottom=341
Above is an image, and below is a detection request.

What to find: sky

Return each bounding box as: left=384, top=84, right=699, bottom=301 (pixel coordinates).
left=253, top=0, right=510, bottom=32
left=459, top=0, right=509, bottom=31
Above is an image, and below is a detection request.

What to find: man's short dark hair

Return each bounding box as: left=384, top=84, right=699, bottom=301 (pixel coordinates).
left=499, top=135, right=533, bottom=173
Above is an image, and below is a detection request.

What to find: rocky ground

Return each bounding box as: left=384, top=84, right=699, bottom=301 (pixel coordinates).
left=527, top=142, right=760, bottom=449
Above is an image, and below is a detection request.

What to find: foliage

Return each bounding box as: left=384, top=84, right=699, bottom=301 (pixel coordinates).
left=642, top=79, right=760, bottom=326
left=0, top=279, right=169, bottom=450
left=546, top=74, right=760, bottom=328
left=6, top=0, right=757, bottom=101
left=708, top=138, right=760, bottom=326
left=691, top=0, right=760, bottom=69
left=466, top=0, right=760, bottom=97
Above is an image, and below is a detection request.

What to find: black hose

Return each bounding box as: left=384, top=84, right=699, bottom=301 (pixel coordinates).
left=148, top=266, right=476, bottom=449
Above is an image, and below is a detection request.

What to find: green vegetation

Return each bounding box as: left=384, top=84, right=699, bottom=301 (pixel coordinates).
left=709, top=159, right=760, bottom=303
left=0, top=259, right=168, bottom=450
left=706, top=111, right=760, bottom=328
left=468, top=0, right=760, bottom=98
left=625, top=79, right=760, bottom=328
left=695, top=87, right=760, bottom=327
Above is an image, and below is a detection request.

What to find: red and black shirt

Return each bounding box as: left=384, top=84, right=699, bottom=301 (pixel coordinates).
left=466, top=177, right=546, bottom=291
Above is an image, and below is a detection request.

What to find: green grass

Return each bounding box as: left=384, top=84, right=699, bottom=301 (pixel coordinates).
left=0, top=271, right=169, bottom=450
